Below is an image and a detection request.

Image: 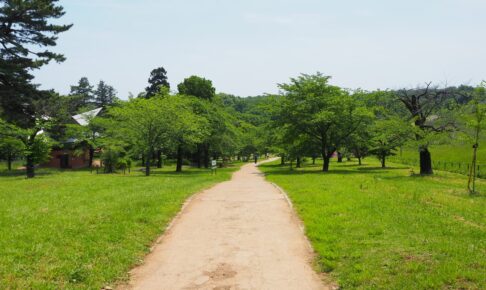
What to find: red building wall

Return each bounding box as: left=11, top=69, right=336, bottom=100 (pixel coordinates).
left=43, top=149, right=90, bottom=169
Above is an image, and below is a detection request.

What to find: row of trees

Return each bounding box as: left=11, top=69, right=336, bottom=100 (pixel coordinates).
left=98, top=73, right=242, bottom=176
left=250, top=73, right=485, bottom=192
left=69, top=78, right=118, bottom=113
left=1, top=1, right=485, bottom=192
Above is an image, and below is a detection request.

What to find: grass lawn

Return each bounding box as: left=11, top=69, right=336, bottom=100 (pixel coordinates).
left=0, top=164, right=240, bottom=289
left=260, top=159, right=486, bottom=289
left=391, top=139, right=486, bottom=177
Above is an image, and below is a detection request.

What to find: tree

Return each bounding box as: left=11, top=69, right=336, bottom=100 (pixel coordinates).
left=0, top=118, right=52, bottom=174
left=0, top=0, right=71, bottom=178
left=346, top=131, right=370, bottom=166
left=461, top=82, right=486, bottom=194
left=396, top=83, right=454, bottom=174
left=94, top=81, right=117, bottom=107
left=145, top=67, right=170, bottom=98
left=190, top=97, right=240, bottom=168
left=105, top=95, right=208, bottom=175
left=69, top=77, right=94, bottom=110
left=0, top=136, right=24, bottom=170
left=167, top=96, right=210, bottom=172
left=105, top=98, right=171, bottom=176
left=369, top=118, right=412, bottom=168
left=177, top=76, right=215, bottom=100
left=277, top=73, right=372, bottom=172
left=65, top=112, right=103, bottom=168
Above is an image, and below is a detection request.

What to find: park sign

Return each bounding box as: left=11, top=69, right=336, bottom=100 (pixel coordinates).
left=211, top=160, right=217, bottom=169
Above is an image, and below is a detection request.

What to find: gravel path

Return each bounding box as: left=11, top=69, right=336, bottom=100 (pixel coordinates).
left=122, top=160, right=328, bottom=290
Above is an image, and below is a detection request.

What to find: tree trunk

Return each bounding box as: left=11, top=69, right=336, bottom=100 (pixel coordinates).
left=196, top=145, right=202, bottom=168
left=7, top=155, right=12, bottom=171
left=468, top=143, right=478, bottom=193
left=296, top=156, right=301, bottom=168
left=321, top=142, right=330, bottom=172
left=337, top=152, right=343, bottom=163
left=88, top=147, right=95, bottom=168
left=281, top=155, right=285, bottom=165
left=419, top=147, right=433, bottom=175
left=26, top=154, right=35, bottom=178
left=312, top=156, right=316, bottom=165
left=157, top=150, right=162, bottom=168
left=358, top=157, right=362, bottom=166
left=203, top=144, right=210, bottom=169
left=381, top=156, right=386, bottom=168
left=145, top=152, right=151, bottom=176
left=141, top=154, right=145, bottom=167
left=176, top=145, right=183, bottom=172
left=323, top=157, right=330, bottom=171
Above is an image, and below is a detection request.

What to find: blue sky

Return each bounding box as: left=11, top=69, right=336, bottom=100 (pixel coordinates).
left=34, top=0, right=486, bottom=98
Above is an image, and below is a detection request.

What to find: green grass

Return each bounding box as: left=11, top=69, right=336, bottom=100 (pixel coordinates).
left=392, top=142, right=486, bottom=177
left=395, top=142, right=486, bottom=164
left=260, top=159, right=486, bottom=289
left=0, top=164, right=240, bottom=289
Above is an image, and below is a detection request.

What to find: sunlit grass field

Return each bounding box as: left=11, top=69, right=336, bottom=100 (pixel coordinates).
left=0, top=164, right=240, bottom=289
left=392, top=139, right=486, bottom=165
left=260, top=159, right=486, bottom=289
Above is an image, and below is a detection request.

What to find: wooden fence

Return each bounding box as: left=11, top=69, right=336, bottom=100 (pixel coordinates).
left=390, top=158, right=485, bottom=178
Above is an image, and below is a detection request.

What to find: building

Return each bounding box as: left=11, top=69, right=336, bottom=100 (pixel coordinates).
left=43, top=108, right=103, bottom=169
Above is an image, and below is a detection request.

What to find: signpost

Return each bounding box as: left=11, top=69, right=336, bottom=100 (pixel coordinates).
left=211, top=159, right=217, bottom=175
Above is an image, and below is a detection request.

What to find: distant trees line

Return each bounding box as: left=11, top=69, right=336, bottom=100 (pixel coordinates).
left=255, top=74, right=485, bottom=193
left=1, top=0, right=485, bottom=195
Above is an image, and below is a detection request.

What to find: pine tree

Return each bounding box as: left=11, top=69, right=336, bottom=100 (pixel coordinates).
left=0, top=0, right=72, bottom=178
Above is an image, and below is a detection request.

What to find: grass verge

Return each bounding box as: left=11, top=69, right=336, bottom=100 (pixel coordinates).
left=0, top=164, right=240, bottom=289
left=260, top=159, right=486, bottom=289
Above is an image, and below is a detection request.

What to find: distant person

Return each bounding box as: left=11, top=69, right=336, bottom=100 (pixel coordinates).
left=254, top=154, right=258, bottom=164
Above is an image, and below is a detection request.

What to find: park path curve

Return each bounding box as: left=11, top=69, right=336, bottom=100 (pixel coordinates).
left=121, top=160, right=329, bottom=290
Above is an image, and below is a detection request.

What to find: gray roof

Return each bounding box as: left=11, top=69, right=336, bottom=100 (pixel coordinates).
left=72, top=107, right=103, bottom=126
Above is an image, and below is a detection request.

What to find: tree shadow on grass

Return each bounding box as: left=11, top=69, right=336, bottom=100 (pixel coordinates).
left=120, top=167, right=220, bottom=178
left=357, top=166, right=409, bottom=171
left=263, top=168, right=370, bottom=177
left=0, top=169, right=56, bottom=178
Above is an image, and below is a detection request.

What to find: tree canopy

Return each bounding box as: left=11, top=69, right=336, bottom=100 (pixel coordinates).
left=177, top=75, right=216, bottom=100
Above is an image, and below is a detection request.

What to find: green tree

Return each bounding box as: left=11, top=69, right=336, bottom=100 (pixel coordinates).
left=65, top=112, right=103, bottom=168
left=94, top=80, right=117, bottom=107
left=277, top=73, right=372, bottom=172
left=105, top=98, right=172, bottom=176
left=346, top=131, right=370, bottom=166
left=69, top=77, right=94, bottom=110
left=369, top=118, right=412, bottom=168
left=145, top=67, right=170, bottom=98
left=0, top=136, right=24, bottom=170
left=168, top=95, right=210, bottom=172
left=177, top=76, right=215, bottom=100
left=0, top=118, right=52, bottom=172
left=461, top=82, right=486, bottom=193
left=396, top=84, right=454, bottom=174
left=0, top=0, right=71, bottom=177
left=191, top=97, right=240, bottom=168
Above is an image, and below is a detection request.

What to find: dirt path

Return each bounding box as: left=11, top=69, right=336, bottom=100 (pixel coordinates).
left=121, top=160, right=329, bottom=290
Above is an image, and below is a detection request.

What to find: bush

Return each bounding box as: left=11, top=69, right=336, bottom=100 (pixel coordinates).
left=101, top=145, right=124, bottom=173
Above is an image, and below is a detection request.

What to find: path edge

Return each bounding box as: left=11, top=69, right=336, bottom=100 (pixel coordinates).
left=116, top=167, right=239, bottom=290
left=259, top=165, right=338, bottom=289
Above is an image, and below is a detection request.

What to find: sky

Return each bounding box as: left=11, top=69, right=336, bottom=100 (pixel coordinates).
left=33, top=0, right=486, bottom=98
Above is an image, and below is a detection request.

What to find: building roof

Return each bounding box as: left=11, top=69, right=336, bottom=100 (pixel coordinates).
left=72, top=107, right=103, bottom=126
